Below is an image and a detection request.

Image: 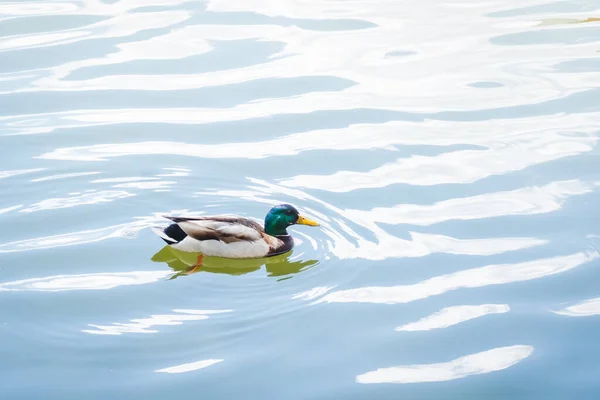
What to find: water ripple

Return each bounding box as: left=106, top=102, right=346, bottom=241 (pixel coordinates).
left=83, top=309, right=232, bottom=335
left=395, top=304, right=511, bottom=332
left=0, top=270, right=171, bottom=292
left=317, top=250, right=599, bottom=304
left=356, top=345, right=534, bottom=384
left=1, top=0, right=600, bottom=397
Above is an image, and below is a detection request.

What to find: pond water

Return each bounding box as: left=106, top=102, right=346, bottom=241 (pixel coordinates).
left=1, top=1, right=600, bottom=399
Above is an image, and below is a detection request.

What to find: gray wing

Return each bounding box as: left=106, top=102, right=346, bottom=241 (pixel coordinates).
left=163, top=215, right=264, bottom=243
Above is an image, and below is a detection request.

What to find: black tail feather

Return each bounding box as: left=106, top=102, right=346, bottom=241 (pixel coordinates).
left=163, top=223, right=187, bottom=243
left=153, top=223, right=188, bottom=244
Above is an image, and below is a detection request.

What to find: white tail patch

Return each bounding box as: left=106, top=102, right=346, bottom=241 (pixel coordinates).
left=151, top=226, right=177, bottom=243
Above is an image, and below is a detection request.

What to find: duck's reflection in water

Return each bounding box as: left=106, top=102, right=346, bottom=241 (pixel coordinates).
left=151, top=245, right=318, bottom=281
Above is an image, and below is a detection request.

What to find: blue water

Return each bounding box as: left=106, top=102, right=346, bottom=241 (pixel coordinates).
left=1, top=1, right=600, bottom=399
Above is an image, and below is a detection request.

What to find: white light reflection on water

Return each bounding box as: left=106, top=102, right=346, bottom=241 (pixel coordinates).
left=0, top=216, right=164, bottom=253
left=318, top=251, right=599, bottom=305
left=0, top=168, right=45, bottom=179
left=0, top=270, right=171, bottom=292
left=30, top=171, right=101, bottom=182
left=554, top=298, right=600, bottom=317
left=327, top=231, right=547, bottom=260
left=19, top=190, right=135, bottom=213
left=292, top=286, right=336, bottom=301
left=1, top=10, right=192, bottom=52
left=156, top=167, right=190, bottom=177
left=282, top=133, right=598, bottom=191
left=356, top=345, right=534, bottom=384
left=28, top=112, right=600, bottom=159
left=155, top=359, right=224, bottom=374
left=396, top=304, right=510, bottom=332
left=0, top=0, right=195, bottom=17
left=49, top=25, right=214, bottom=80
left=0, top=2, right=80, bottom=16
left=112, top=180, right=176, bottom=190
left=91, top=177, right=160, bottom=183
left=10, top=3, right=595, bottom=112
left=83, top=309, right=232, bottom=335
left=346, top=180, right=597, bottom=227
left=0, top=205, right=23, bottom=214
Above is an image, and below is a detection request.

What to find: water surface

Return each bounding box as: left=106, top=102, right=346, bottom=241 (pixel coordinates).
left=1, top=0, right=600, bottom=399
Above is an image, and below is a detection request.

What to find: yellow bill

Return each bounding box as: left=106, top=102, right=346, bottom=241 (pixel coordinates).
left=297, top=215, right=319, bottom=226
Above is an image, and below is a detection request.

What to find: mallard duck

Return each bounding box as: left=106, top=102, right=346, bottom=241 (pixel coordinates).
left=151, top=204, right=319, bottom=259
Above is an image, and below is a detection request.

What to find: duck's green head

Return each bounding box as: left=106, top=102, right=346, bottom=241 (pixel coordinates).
left=264, top=204, right=319, bottom=236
